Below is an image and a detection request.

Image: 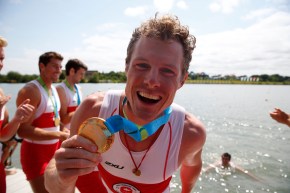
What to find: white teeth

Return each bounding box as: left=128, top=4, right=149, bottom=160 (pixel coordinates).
left=139, top=92, right=160, bottom=100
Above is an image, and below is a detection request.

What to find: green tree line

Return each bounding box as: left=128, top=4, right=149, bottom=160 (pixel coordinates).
left=0, top=71, right=289, bottom=84
left=0, top=71, right=127, bottom=83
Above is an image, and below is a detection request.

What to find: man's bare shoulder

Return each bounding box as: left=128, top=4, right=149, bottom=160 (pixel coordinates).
left=17, top=82, right=40, bottom=106
left=77, top=91, right=106, bottom=115
left=56, top=83, right=64, bottom=91
left=56, top=85, right=66, bottom=98
left=184, top=113, right=206, bottom=142
left=181, top=112, right=206, bottom=154
left=177, top=112, right=206, bottom=166
left=70, top=91, right=107, bottom=135
left=18, top=82, right=38, bottom=94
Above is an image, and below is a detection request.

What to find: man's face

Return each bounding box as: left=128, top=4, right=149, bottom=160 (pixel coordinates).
left=40, top=58, right=63, bottom=83
left=221, top=155, right=230, bottom=166
left=125, top=37, right=187, bottom=122
left=71, top=68, right=86, bottom=84
left=0, top=47, right=5, bottom=71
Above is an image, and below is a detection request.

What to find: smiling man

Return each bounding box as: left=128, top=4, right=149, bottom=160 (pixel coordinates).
left=16, top=51, right=69, bottom=193
left=45, top=14, right=206, bottom=193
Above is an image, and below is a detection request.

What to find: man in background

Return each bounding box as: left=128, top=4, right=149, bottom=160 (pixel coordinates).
left=56, top=58, right=99, bottom=193
left=16, top=51, right=69, bottom=193
left=56, top=58, right=87, bottom=131
left=203, top=152, right=261, bottom=181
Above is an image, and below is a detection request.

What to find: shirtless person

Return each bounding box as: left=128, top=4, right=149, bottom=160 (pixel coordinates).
left=204, top=152, right=261, bottom=181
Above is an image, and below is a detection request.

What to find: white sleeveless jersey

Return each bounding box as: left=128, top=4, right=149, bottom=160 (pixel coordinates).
left=98, top=90, right=185, bottom=193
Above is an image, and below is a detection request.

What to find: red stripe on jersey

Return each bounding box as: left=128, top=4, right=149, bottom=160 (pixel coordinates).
left=67, top=106, right=77, bottom=113
left=98, top=164, right=171, bottom=193
left=32, top=112, right=58, bottom=128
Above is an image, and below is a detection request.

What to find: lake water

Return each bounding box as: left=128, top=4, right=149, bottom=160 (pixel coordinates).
left=1, top=83, right=290, bottom=193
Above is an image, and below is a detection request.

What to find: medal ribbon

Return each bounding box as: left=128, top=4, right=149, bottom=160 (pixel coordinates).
left=64, top=79, right=81, bottom=105
left=104, top=97, right=172, bottom=142
left=37, top=77, right=59, bottom=120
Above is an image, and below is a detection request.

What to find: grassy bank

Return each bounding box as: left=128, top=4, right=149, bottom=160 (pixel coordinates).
left=186, top=79, right=290, bottom=85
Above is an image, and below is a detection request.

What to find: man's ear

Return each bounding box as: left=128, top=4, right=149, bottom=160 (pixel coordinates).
left=125, top=61, right=130, bottom=77
left=179, top=72, right=188, bottom=89
left=39, top=63, right=45, bottom=72
left=69, top=68, right=75, bottom=75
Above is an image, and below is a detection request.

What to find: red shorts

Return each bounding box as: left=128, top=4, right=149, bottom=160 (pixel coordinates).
left=76, top=171, right=107, bottom=193
left=0, top=162, right=6, bottom=193
left=20, top=140, right=60, bottom=180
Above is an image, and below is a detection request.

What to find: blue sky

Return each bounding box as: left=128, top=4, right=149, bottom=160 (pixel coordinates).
left=0, top=0, right=290, bottom=76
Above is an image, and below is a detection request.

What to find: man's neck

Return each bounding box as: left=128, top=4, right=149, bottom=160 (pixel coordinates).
left=65, top=78, right=75, bottom=91
left=39, top=76, right=52, bottom=88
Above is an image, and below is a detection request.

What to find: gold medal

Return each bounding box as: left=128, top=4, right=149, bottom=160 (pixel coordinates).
left=78, top=117, right=115, bottom=153
left=54, top=117, right=60, bottom=126
left=132, top=168, right=141, bottom=176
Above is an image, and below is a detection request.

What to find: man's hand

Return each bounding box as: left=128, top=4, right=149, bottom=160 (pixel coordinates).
left=270, top=108, right=290, bottom=127
left=45, top=135, right=102, bottom=193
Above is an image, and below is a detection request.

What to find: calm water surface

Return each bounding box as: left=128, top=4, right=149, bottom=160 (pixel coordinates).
left=1, top=83, right=289, bottom=193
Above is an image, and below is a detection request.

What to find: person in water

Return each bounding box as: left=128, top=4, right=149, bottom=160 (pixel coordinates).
left=203, top=152, right=261, bottom=181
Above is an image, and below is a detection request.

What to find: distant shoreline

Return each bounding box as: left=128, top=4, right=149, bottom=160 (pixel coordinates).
left=1, top=80, right=290, bottom=85
left=185, top=80, right=290, bottom=85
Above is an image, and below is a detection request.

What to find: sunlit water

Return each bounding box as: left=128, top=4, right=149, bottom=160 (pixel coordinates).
left=1, top=83, right=289, bottom=193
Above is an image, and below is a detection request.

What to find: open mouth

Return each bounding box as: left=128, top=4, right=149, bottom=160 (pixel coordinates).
left=137, top=91, right=161, bottom=104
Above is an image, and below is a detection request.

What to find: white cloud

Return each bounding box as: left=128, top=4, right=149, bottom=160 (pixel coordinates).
left=3, top=23, right=132, bottom=75
left=209, top=0, right=241, bottom=14
left=176, top=0, right=188, bottom=10
left=153, top=0, right=174, bottom=12
left=192, top=11, right=290, bottom=76
left=242, top=8, right=276, bottom=20
left=209, top=2, right=221, bottom=13
left=124, top=6, right=148, bottom=17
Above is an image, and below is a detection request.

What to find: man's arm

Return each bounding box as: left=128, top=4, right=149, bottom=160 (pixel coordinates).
left=44, top=92, right=105, bottom=192
left=56, top=85, right=72, bottom=126
left=202, top=161, right=220, bottom=174
left=180, top=150, right=203, bottom=193
left=179, top=113, right=206, bottom=193
left=16, top=83, right=68, bottom=141
left=0, top=99, right=34, bottom=141
left=270, top=108, right=290, bottom=127
left=235, top=165, right=262, bottom=182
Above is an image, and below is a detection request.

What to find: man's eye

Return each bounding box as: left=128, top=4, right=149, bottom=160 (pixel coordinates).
left=161, top=68, right=175, bottom=75
left=136, top=63, right=149, bottom=69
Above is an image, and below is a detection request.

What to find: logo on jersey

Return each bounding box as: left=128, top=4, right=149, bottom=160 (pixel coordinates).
left=105, top=161, right=124, bottom=169
left=113, top=183, right=140, bottom=193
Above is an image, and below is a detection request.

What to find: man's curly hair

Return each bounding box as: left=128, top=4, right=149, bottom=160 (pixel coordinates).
left=125, top=13, right=196, bottom=75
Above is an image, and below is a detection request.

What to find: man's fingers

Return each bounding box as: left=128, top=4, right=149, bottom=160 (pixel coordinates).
left=57, top=166, right=96, bottom=182
left=21, top=98, right=30, bottom=105
left=60, top=135, right=98, bottom=153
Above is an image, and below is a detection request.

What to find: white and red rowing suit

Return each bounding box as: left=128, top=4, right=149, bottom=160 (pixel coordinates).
left=0, top=106, right=6, bottom=192
left=57, top=82, right=82, bottom=129
left=98, top=90, right=185, bottom=193
left=20, top=80, right=61, bottom=180
left=0, top=106, right=5, bottom=160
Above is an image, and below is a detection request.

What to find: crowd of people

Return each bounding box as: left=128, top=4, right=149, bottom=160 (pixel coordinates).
left=0, top=13, right=288, bottom=193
